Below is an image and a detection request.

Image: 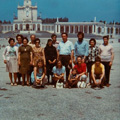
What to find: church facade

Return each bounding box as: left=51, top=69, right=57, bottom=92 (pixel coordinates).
left=1, top=0, right=120, bottom=38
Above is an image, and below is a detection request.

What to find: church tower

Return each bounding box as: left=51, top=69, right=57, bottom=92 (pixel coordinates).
left=24, top=0, right=32, bottom=6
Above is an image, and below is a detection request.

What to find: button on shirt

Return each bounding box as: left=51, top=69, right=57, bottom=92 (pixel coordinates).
left=74, top=40, right=89, bottom=57
left=57, top=40, right=74, bottom=55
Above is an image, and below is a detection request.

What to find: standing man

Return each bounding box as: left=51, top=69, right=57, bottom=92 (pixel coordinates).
left=28, top=34, right=36, bottom=48
left=51, top=34, right=60, bottom=49
left=57, top=32, right=74, bottom=81
left=74, top=32, right=89, bottom=63
left=99, top=36, right=114, bottom=87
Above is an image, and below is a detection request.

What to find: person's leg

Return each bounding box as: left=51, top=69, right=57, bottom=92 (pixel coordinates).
left=22, top=74, right=25, bottom=86
left=102, top=62, right=111, bottom=85
left=9, top=73, right=13, bottom=85
left=27, top=74, right=30, bottom=86
left=13, top=73, right=17, bottom=85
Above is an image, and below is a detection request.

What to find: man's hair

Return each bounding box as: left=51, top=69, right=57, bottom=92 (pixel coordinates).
left=51, top=34, right=57, bottom=38
left=95, top=56, right=101, bottom=62
left=103, top=35, right=109, bottom=40
left=30, top=34, right=36, bottom=38
left=77, top=31, right=84, bottom=38
left=61, top=32, right=68, bottom=37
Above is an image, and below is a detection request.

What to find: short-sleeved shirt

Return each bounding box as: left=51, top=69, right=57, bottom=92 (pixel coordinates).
left=57, top=40, right=74, bottom=55
left=99, top=44, right=114, bottom=62
left=74, top=40, right=89, bottom=57
left=91, top=63, right=104, bottom=75
left=74, top=63, right=86, bottom=74
left=52, top=66, right=65, bottom=76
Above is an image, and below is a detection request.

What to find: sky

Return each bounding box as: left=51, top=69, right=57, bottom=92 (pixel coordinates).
left=0, top=0, right=120, bottom=23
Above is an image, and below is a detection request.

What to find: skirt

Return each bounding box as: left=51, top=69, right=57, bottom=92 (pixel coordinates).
left=6, top=56, right=19, bottom=73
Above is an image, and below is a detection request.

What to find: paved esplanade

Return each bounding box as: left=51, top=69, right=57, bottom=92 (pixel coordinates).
left=0, top=38, right=120, bottom=120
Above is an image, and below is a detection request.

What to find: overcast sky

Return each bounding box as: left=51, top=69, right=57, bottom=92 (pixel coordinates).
left=0, top=0, right=119, bottom=23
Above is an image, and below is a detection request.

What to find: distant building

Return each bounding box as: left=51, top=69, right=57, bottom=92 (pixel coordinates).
left=1, top=0, right=120, bottom=38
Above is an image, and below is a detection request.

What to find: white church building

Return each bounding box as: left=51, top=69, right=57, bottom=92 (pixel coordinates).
left=1, top=0, right=120, bottom=38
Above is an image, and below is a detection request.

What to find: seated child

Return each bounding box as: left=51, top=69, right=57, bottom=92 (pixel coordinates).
left=31, top=59, right=47, bottom=88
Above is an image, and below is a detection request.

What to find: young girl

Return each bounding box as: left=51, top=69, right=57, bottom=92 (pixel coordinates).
left=31, top=59, right=46, bottom=88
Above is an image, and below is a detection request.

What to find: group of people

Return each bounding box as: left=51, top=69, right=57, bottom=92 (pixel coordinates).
left=3, top=31, right=114, bottom=89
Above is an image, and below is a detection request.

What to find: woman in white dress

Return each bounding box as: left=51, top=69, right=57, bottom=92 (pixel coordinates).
left=3, top=38, right=19, bottom=86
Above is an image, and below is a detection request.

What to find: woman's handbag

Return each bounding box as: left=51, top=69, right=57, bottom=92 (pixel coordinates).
left=56, top=80, right=63, bottom=89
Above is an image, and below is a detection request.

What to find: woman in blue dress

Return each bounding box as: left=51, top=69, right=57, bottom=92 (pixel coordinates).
left=31, top=59, right=47, bottom=88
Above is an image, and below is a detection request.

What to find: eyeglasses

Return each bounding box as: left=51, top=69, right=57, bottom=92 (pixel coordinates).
left=35, top=42, right=40, bottom=43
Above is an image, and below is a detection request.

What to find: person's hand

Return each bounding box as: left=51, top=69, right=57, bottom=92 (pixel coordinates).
left=4, top=60, right=7, bottom=64
left=109, top=61, right=112, bottom=66
left=48, top=60, right=52, bottom=64
left=94, top=81, right=98, bottom=85
left=98, top=80, right=101, bottom=85
left=30, top=61, right=33, bottom=65
left=69, top=59, right=72, bottom=65
left=18, top=61, right=21, bottom=66
left=52, top=59, right=56, bottom=64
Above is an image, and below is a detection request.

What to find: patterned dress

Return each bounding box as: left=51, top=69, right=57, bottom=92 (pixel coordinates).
left=32, top=46, right=45, bottom=66
left=87, top=45, right=99, bottom=73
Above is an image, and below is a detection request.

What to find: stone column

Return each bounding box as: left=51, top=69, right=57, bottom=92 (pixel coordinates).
left=83, top=25, right=84, bottom=33
left=58, top=25, right=60, bottom=33
left=92, top=25, right=94, bottom=34
left=73, top=26, right=75, bottom=34
left=36, top=24, right=37, bottom=31
left=87, top=25, right=89, bottom=33
left=54, top=24, right=57, bottom=33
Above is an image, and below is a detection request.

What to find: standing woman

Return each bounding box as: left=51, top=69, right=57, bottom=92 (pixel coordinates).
left=18, top=37, right=33, bottom=86
left=87, top=38, right=99, bottom=84
left=3, top=38, right=19, bottom=86
left=44, top=39, right=57, bottom=83
left=32, top=38, right=46, bottom=66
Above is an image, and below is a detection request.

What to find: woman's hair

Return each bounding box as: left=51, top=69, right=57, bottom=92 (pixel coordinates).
left=8, top=38, right=15, bottom=44
left=89, top=38, right=96, bottom=45
left=35, top=38, right=40, bottom=44
left=36, top=59, right=45, bottom=74
left=16, top=34, right=23, bottom=40
left=56, top=60, right=62, bottom=68
left=22, top=37, right=29, bottom=43
left=46, top=39, right=52, bottom=47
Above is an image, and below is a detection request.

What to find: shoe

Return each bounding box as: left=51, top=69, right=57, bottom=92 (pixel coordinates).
left=14, top=83, right=18, bottom=86
left=106, top=84, right=111, bottom=87
left=99, top=85, right=104, bottom=89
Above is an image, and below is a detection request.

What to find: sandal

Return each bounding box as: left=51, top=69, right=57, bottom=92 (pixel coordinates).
left=11, top=83, right=14, bottom=86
